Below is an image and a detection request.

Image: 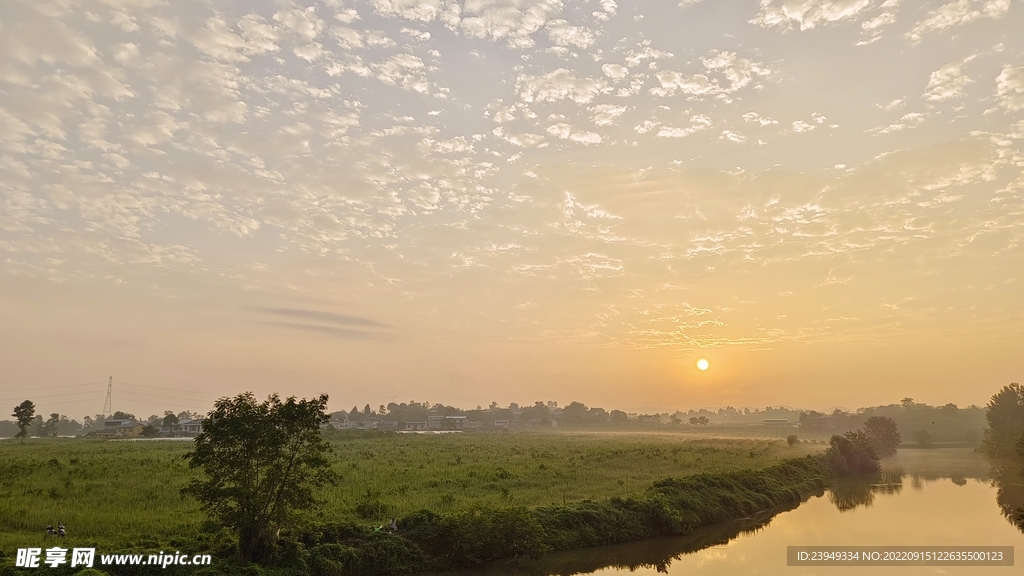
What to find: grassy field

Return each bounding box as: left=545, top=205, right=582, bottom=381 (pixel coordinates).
left=0, top=431, right=821, bottom=553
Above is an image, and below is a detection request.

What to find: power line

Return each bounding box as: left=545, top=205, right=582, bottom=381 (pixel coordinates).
left=0, top=389, right=104, bottom=402
left=2, top=381, right=109, bottom=393
left=112, top=381, right=222, bottom=396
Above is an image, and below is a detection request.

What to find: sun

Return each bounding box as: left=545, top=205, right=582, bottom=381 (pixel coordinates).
left=697, top=359, right=709, bottom=371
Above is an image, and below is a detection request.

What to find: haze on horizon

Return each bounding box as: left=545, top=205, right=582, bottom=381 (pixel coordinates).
left=1, top=0, right=1022, bottom=420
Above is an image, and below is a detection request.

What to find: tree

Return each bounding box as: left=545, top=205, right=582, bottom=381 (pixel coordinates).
left=12, top=400, right=35, bottom=443
left=787, top=434, right=799, bottom=446
left=697, top=416, right=709, bottom=426
left=182, top=392, right=336, bottom=562
left=163, top=413, right=179, bottom=429
left=826, top=430, right=880, bottom=474
left=141, top=425, right=160, bottom=437
left=688, top=416, right=699, bottom=426
left=863, top=416, right=901, bottom=457
left=560, top=401, right=588, bottom=423
left=43, top=413, right=60, bottom=437
left=983, top=383, right=1024, bottom=458
left=112, top=411, right=136, bottom=420
left=610, top=410, right=628, bottom=424
left=914, top=429, right=933, bottom=448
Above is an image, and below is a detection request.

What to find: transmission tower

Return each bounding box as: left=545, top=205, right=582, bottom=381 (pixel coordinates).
left=102, top=376, right=112, bottom=418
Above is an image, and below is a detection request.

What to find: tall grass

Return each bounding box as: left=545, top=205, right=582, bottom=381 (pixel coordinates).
left=0, top=432, right=820, bottom=553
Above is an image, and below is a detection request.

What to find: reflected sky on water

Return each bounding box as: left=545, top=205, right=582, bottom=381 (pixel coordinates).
left=448, top=448, right=1024, bottom=576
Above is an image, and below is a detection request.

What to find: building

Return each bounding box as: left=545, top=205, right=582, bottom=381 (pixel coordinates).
left=378, top=420, right=399, bottom=431
left=442, top=416, right=468, bottom=430
left=97, top=419, right=144, bottom=438
left=762, top=419, right=791, bottom=427
left=178, top=419, right=203, bottom=436
left=404, top=421, right=428, bottom=431
left=493, top=419, right=510, bottom=429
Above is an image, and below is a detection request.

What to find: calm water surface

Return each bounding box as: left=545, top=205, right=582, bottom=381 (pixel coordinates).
left=455, top=448, right=1024, bottom=576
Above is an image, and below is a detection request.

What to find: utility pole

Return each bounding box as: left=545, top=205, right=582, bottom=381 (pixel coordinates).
left=102, top=376, right=112, bottom=418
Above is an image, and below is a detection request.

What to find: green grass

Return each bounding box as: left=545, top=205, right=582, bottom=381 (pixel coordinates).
left=0, top=432, right=821, bottom=554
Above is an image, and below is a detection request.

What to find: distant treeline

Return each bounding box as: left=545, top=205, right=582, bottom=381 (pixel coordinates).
left=317, top=398, right=987, bottom=447
left=0, top=409, right=206, bottom=438
left=0, top=397, right=988, bottom=443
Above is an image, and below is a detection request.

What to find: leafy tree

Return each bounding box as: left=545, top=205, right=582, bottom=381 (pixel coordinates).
left=560, top=401, right=588, bottom=423
left=688, top=416, right=699, bottom=426
left=825, top=430, right=880, bottom=474
left=111, top=411, right=136, bottom=420
left=787, top=434, right=799, bottom=446
left=43, top=413, right=60, bottom=437
left=141, top=425, right=160, bottom=437
left=182, top=392, right=336, bottom=562
left=163, top=413, right=179, bottom=428
left=914, top=429, right=933, bottom=448
left=609, top=409, right=628, bottom=423
left=863, top=416, right=901, bottom=456
left=697, top=416, right=709, bottom=426
left=12, top=400, right=35, bottom=443
left=983, top=383, right=1024, bottom=458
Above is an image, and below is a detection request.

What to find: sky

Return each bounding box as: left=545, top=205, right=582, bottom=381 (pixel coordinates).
left=1, top=0, right=1023, bottom=420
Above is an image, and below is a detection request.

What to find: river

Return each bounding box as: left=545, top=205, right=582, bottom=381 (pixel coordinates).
left=447, top=448, right=1024, bottom=576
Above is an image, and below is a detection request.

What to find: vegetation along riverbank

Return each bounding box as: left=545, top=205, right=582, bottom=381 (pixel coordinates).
left=0, top=392, right=909, bottom=576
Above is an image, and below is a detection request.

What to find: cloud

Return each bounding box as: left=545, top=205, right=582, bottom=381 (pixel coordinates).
left=546, top=122, right=603, bottom=144
left=751, top=0, right=878, bottom=31
left=517, top=68, right=607, bottom=104
left=375, top=53, right=431, bottom=94
left=743, top=112, right=778, bottom=126
left=373, top=0, right=566, bottom=48
left=651, top=51, right=771, bottom=99
left=259, top=321, right=390, bottom=339
left=908, top=0, right=1010, bottom=42
left=252, top=307, right=392, bottom=327
left=995, top=66, right=1024, bottom=111
left=923, top=56, right=975, bottom=101
left=589, top=104, right=627, bottom=126
left=656, top=114, right=712, bottom=138
left=546, top=20, right=596, bottom=49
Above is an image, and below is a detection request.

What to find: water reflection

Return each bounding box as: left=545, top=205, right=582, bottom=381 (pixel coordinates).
left=436, top=501, right=808, bottom=576
left=445, top=449, right=1024, bottom=576
left=991, top=462, right=1024, bottom=532
left=828, top=470, right=903, bottom=512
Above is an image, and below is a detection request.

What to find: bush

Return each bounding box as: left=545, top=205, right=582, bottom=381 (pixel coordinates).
left=825, top=431, right=879, bottom=474
left=787, top=435, right=798, bottom=446
left=399, top=505, right=545, bottom=569
left=914, top=430, right=933, bottom=448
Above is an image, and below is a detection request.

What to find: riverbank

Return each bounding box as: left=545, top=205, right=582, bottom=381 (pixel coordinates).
left=0, top=435, right=828, bottom=576
left=288, top=455, right=832, bottom=575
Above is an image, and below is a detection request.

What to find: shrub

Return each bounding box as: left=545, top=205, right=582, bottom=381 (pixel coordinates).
left=914, top=430, right=933, bottom=448
left=787, top=435, right=798, bottom=446
left=825, top=431, right=879, bottom=474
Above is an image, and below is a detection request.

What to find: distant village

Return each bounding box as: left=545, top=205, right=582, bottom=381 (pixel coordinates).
left=2, top=398, right=988, bottom=445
